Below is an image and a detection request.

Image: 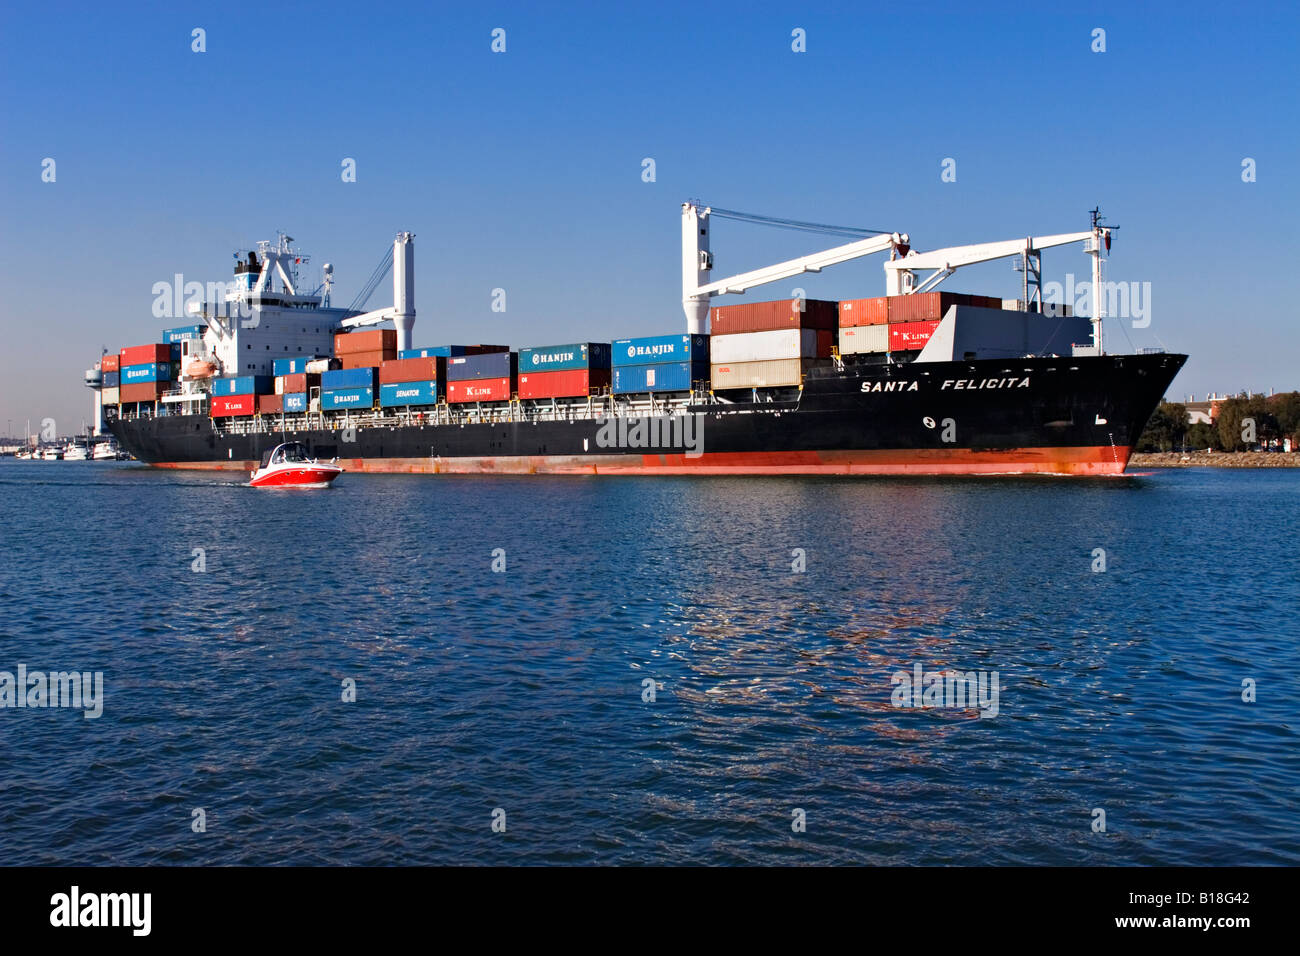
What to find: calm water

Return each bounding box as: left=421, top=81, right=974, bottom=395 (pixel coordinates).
left=0, top=459, right=1296, bottom=865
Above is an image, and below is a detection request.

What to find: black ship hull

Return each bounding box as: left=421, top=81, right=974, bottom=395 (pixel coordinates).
left=109, top=353, right=1185, bottom=476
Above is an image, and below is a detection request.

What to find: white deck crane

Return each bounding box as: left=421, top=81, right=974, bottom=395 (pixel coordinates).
left=683, top=202, right=1115, bottom=353
left=681, top=201, right=908, bottom=335
left=339, top=232, right=417, bottom=352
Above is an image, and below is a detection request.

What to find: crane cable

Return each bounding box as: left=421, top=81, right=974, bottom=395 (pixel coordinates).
left=699, top=204, right=894, bottom=239
left=348, top=246, right=395, bottom=313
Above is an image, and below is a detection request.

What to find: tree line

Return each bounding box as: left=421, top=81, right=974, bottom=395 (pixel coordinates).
left=1137, top=392, right=1300, bottom=452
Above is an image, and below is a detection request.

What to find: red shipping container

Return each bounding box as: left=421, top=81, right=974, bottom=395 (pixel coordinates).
left=281, top=372, right=308, bottom=393
left=120, top=343, right=171, bottom=366
left=101, top=354, right=120, bottom=372
left=211, top=394, right=256, bottom=417
left=886, top=292, right=979, bottom=324
left=340, top=349, right=393, bottom=370
left=517, top=368, right=611, bottom=400
left=889, top=320, right=942, bottom=351
left=379, top=356, right=444, bottom=385
left=710, top=298, right=839, bottom=335
left=120, top=381, right=165, bottom=403
left=257, top=394, right=284, bottom=414
left=838, top=297, right=889, bottom=328
left=447, top=377, right=511, bottom=403
left=334, top=329, right=397, bottom=355
left=815, top=328, right=834, bottom=357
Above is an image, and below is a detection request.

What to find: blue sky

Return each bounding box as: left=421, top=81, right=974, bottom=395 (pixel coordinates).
left=1, top=1, right=1296, bottom=434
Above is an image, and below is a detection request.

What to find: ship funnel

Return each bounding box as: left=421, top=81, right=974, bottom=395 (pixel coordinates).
left=393, top=232, right=415, bottom=353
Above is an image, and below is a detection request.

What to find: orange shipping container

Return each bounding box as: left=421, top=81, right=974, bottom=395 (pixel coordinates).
left=886, top=292, right=979, bottom=324
left=257, top=394, right=284, bottom=414
left=281, top=372, right=308, bottom=393
left=340, top=349, right=392, bottom=370
left=100, top=354, right=120, bottom=372
left=379, top=356, right=443, bottom=385
left=334, top=328, right=397, bottom=355
left=710, top=298, right=839, bottom=335
left=838, top=296, right=889, bottom=328
left=120, top=343, right=171, bottom=366
left=120, top=380, right=165, bottom=403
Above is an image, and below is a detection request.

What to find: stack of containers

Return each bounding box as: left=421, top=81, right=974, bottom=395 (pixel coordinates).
left=708, top=299, right=837, bottom=390
left=611, top=334, right=709, bottom=393
left=271, top=357, right=321, bottom=412
left=101, top=353, right=120, bottom=406
left=210, top=374, right=274, bottom=417
left=378, top=356, right=445, bottom=408
left=517, top=343, right=611, bottom=400
left=837, top=296, right=890, bottom=355
left=445, top=351, right=516, bottom=403
left=333, top=329, right=397, bottom=370
left=119, top=344, right=173, bottom=405
left=320, top=367, right=376, bottom=412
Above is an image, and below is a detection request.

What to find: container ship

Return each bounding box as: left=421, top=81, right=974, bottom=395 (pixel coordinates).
left=93, top=204, right=1185, bottom=476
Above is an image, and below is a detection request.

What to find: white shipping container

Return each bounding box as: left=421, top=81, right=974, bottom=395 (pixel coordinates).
left=274, top=376, right=285, bottom=395
left=710, top=358, right=804, bottom=389
left=101, top=387, right=120, bottom=405
left=709, top=328, right=817, bottom=364
left=838, top=324, right=889, bottom=354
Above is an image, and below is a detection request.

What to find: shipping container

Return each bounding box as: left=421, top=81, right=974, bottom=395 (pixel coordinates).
left=304, top=358, right=339, bottom=375
left=212, top=375, right=274, bottom=396
left=379, top=356, right=444, bottom=385
left=120, top=381, right=165, bottom=403
left=397, top=345, right=471, bottom=359
left=120, top=362, right=172, bottom=383
left=283, top=392, right=308, bottom=413
left=709, top=328, right=820, bottom=364
left=100, top=354, right=120, bottom=373
left=320, top=387, right=375, bottom=411
left=211, top=394, right=256, bottom=417
left=709, top=298, right=839, bottom=335
left=611, top=361, right=708, bottom=394
left=838, top=323, right=890, bottom=354
left=340, top=349, right=391, bottom=370
left=889, top=320, right=942, bottom=351
left=321, top=367, right=377, bottom=390
left=272, top=356, right=323, bottom=376
left=101, top=387, right=120, bottom=405
left=257, top=393, right=284, bottom=415
left=463, top=344, right=511, bottom=355
left=102, top=370, right=120, bottom=388
left=611, top=334, right=709, bottom=367
left=518, top=342, right=611, bottom=373
left=517, top=368, right=610, bottom=400
left=838, top=296, right=889, bottom=328
left=163, top=324, right=205, bottom=344
left=710, top=358, right=808, bottom=390
left=446, top=378, right=511, bottom=403
left=333, top=328, right=397, bottom=355
left=169, top=342, right=182, bottom=362
left=120, top=343, right=171, bottom=366
left=886, top=292, right=985, bottom=324
left=379, top=380, right=441, bottom=407
left=274, top=376, right=284, bottom=395
left=280, top=372, right=308, bottom=393
left=445, top=351, right=517, bottom=382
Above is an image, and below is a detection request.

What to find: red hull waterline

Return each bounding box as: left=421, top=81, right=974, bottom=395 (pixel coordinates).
left=157, top=445, right=1134, bottom=477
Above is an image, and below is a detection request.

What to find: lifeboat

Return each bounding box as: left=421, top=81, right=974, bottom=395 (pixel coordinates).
left=249, top=442, right=342, bottom=488
left=186, top=358, right=217, bottom=378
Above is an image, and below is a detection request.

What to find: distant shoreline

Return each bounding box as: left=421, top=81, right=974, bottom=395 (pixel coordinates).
left=1130, top=451, right=1300, bottom=468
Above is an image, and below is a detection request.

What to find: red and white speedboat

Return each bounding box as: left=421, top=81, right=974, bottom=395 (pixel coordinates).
left=249, top=442, right=342, bottom=488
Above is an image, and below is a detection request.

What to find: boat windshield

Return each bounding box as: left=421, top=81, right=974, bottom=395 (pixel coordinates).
left=262, top=443, right=310, bottom=467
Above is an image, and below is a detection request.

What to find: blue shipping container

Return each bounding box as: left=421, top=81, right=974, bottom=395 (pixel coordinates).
left=102, top=370, right=119, bottom=388
left=518, top=343, right=611, bottom=372
left=273, top=357, right=321, bottom=376
left=120, top=362, right=172, bottom=383
left=321, top=387, right=374, bottom=411
left=612, top=334, right=710, bottom=367
left=169, top=343, right=182, bottom=361
left=379, top=381, right=440, bottom=407
left=321, top=367, right=377, bottom=390
left=397, top=346, right=470, bottom=359
left=212, top=375, right=273, bottom=396
left=612, top=361, right=708, bottom=394
left=163, top=325, right=205, bottom=344
left=283, top=392, right=308, bottom=413
left=446, top=351, right=517, bottom=382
